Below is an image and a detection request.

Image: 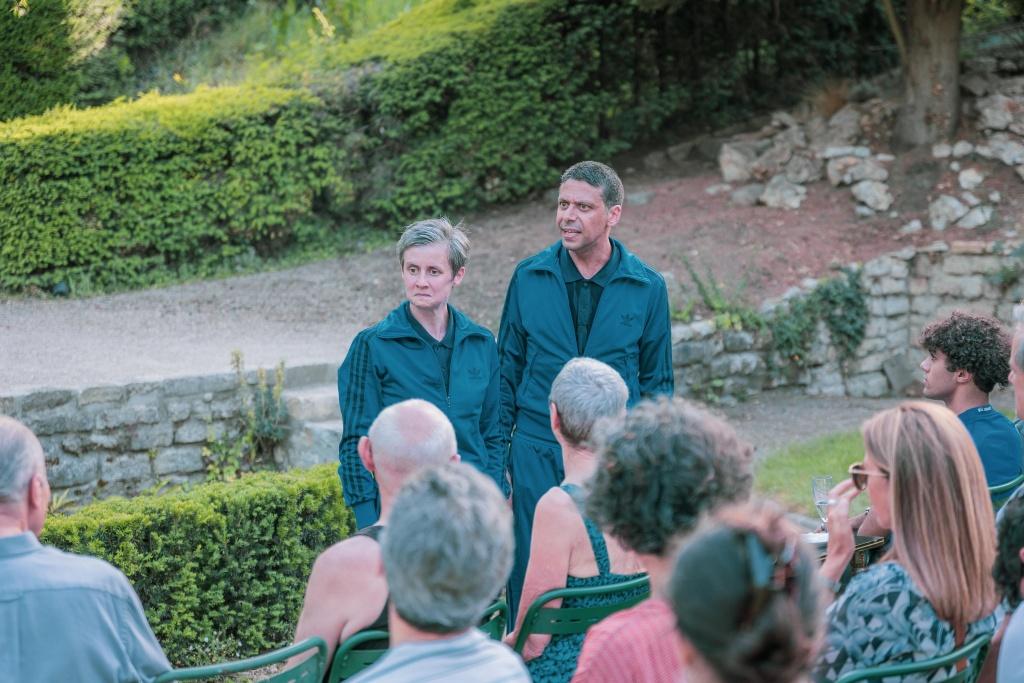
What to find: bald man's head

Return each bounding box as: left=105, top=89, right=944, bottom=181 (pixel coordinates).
left=0, top=417, right=45, bottom=504
left=363, top=400, right=457, bottom=489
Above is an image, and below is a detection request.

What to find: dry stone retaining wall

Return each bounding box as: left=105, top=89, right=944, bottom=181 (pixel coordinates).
left=1, top=364, right=333, bottom=504
left=672, top=239, right=1024, bottom=403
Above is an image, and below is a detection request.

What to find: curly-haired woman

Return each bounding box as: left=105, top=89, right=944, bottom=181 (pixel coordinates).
left=571, top=397, right=754, bottom=683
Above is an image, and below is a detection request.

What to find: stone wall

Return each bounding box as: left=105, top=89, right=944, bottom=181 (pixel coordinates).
left=672, top=239, right=1024, bottom=403
left=0, top=364, right=334, bottom=504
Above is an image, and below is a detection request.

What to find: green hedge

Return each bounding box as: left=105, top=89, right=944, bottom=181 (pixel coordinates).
left=40, top=464, right=352, bottom=666
left=0, top=0, right=893, bottom=293
left=0, top=85, right=350, bottom=292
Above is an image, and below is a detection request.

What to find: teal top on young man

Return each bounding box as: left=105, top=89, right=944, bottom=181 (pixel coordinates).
left=338, top=302, right=503, bottom=528
left=498, top=238, right=674, bottom=442
left=958, top=404, right=1023, bottom=486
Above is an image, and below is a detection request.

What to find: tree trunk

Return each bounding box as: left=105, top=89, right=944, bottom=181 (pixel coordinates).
left=894, top=0, right=963, bottom=147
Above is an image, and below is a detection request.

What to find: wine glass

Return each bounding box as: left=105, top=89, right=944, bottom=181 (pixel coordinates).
left=812, top=475, right=834, bottom=525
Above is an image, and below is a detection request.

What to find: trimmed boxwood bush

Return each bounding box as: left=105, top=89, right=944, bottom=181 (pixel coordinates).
left=0, top=85, right=350, bottom=292
left=40, top=464, right=352, bottom=666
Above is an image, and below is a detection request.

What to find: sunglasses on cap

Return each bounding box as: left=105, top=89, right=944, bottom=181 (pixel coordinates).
left=847, top=461, right=889, bottom=491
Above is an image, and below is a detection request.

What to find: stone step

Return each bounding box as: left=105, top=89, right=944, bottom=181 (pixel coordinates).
left=283, top=384, right=340, bottom=423
left=279, top=419, right=342, bottom=470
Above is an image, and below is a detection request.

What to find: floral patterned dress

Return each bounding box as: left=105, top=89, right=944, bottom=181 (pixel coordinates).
left=813, top=561, right=1004, bottom=682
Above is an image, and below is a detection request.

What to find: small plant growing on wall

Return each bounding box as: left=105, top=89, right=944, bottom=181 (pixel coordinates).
left=203, top=351, right=289, bottom=482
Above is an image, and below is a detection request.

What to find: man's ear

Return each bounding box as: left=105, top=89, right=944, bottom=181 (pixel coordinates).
left=358, top=436, right=375, bottom=474
left=27, top=472, right=49, bottom=519
left=606, top=204, right=622, bottom=229
left=954, top=368, right=974, bottom=386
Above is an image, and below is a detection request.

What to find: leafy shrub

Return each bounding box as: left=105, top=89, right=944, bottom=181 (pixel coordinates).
left=0, top=85, right=350, bottom=292
left=0, top=0, right=253, bottom=119
left=40, top=464, right=351, bottom=666
left=1, top=0, right=894, bottom=292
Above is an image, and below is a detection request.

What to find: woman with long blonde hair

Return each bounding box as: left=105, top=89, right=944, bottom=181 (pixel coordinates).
left=814, top=401, right=1004, bottom=681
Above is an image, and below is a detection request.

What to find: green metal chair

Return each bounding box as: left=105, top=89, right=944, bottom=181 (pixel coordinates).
left=834, top=633, right=992, bottom=683
left=327, top=630, right=389, bottom=683
left=512, top=575, right=650, bottom=654
left=326, top=600, right=508, bottom=682
left=990, top=472, right=1024, bottom=510
left=154, top=636, right=327, bottom=682
left=478, top=599, right=509, bottom=641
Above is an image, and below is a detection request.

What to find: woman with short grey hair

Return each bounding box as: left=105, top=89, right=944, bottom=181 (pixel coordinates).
left=337, top=217, right=504, bottom=530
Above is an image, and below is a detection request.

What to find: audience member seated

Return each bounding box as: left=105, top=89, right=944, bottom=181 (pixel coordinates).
left=919, top=311, right=1023, bottom=486
left=0, top=416, right=171, bottom=681
left=289, top=399, right=459, bottom=664
left=349, top=463, right=529, bottom=682
left=994, top=496, right=1024, bottom=682
left=815, top=401, right=1004, bottom=681
left=504, top=358, right=644, bottom=682
left=571, top=397, right=754, bottom=683
left=669, top=500, right=824, bottom=683
left=1000, top=321, right=1024, bottom=516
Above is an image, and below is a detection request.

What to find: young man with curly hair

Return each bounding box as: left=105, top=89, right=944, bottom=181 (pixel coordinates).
left=919, top=310, right=1023, bottom=486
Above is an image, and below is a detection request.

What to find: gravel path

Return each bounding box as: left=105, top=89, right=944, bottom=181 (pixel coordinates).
left=3, top=163, right=1015, bottom=449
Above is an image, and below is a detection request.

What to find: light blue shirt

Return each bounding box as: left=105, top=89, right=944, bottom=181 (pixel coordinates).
left=349, top=628, right=530, bottom=683
left=0, top=532, right=171, bottom=682
left=1000, top=606, right=1024, bottom=683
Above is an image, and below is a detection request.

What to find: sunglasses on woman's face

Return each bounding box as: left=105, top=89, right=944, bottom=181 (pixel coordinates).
left=847, top=462, right=889, bottom=491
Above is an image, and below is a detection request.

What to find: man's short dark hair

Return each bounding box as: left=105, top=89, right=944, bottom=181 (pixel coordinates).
left=995, top=496, right=1024, bottom=609
left=919, top=311, right=1011, bottom=393
left=560, top=161, right=624, bottom=209
left=586, top=397, right=753, bottom=557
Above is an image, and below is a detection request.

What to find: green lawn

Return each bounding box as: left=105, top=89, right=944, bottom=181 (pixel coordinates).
left=755, top=430, right=870, bottom=519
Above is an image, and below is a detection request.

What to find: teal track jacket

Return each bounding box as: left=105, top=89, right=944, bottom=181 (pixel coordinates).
left=338, top=303, right=503, bottom=527
left=498, top=239, right=674, bottom=442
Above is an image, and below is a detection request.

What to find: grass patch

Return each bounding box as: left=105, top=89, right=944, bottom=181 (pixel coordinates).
left=755, top=429, right=870, bottom=519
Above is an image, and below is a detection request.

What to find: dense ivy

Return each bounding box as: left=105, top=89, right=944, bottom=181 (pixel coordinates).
left=769, top=269, right=868, bottom=369
left=40, top=465, right=351, bottom=666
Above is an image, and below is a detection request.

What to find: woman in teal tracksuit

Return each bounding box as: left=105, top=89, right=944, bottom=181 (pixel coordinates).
left=337, top=218, right=503, bottom=529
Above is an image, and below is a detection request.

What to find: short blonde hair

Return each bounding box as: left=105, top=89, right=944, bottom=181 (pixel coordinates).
left=862, top=401, right=997, bottom=626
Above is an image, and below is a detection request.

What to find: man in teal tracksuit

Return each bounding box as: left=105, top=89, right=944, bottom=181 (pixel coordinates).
left=498, top=161, right=674, bottom=618
left=338, top=302, right=503, bottom=528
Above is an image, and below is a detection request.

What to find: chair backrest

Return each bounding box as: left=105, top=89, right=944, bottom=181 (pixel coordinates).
left=327, top=630, right=389, bottom=683
left=990, top=472, right=1024, bottom=509
left=326, top=601, right=508, bottom=682
left=154, top=636, right=327, bottom=682
left=479, top=600, right=509, bottom=640
left=512, top=575, right=650, bottom=654
left=833, top=633, right=992, bottom=683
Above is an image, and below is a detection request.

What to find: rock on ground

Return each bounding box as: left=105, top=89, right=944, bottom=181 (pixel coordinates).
left=760, top=174, right=806, bottom=209
left=957, top=205, right=994, bottom=229
left=958, top=168, right=985, bottom=190
left=730, top=183, right=764, bottom=207
left=929, top=195, right=969, bottom=230
left=852, top=180, right=893, bottom=211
